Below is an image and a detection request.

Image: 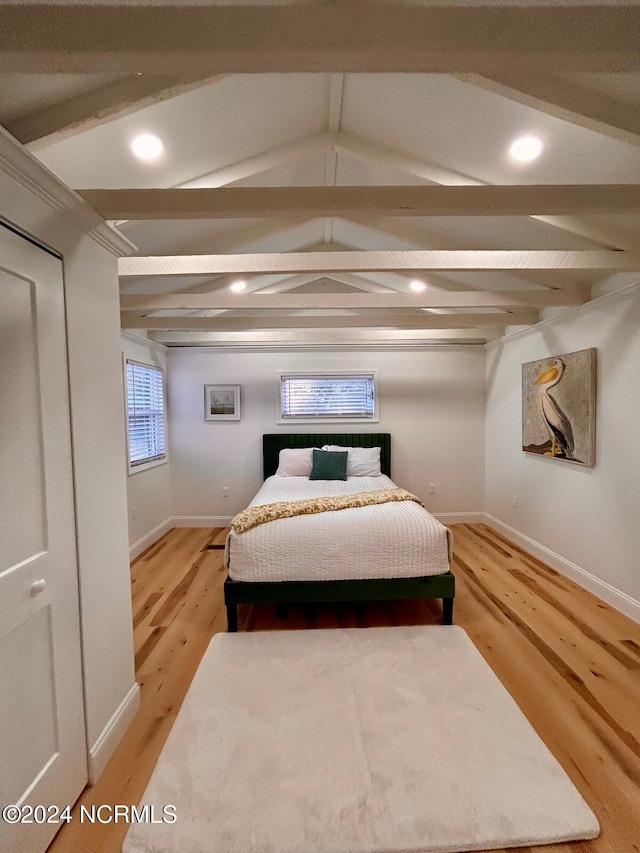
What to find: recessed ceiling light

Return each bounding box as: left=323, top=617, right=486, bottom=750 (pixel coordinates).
left=509, top=136, right=543, bottom=163
left=410, top=279, right=426, bottom=292
left=230, top=280, right=247, bottom=293
left=130, top=133, right=164, bottom=161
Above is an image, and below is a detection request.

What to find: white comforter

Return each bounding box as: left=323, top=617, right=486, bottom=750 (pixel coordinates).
left=225, top=475, right=451, bottom=582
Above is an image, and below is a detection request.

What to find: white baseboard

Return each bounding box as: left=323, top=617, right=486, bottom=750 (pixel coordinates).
left=484, top=514, right=640, bottom=625
left=433, top=512, right=486, bottom=525
left=129, top=517, right=173, bottom=560
left=88, top=683, right=141, bottom=784
left=172, top=516, right=233, bottom=527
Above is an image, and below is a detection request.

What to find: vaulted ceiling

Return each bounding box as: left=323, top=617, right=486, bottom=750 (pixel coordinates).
left=2, top=1, right=640, bottom=348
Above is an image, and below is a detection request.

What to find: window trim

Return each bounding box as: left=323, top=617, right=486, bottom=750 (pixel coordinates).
left=124, top=357, right=168, bottom=476
left=277, top=370, right=379, bottom=424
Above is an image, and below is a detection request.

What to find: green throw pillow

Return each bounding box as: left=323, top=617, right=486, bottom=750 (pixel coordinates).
left=309, top=449, right=348, bottom=481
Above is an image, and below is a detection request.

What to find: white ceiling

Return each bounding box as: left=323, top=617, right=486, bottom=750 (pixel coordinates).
left=2, top=1, right=640, bottom=347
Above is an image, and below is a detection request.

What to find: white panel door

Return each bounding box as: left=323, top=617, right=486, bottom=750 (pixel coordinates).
left=0, top=223, right=87, bottom=853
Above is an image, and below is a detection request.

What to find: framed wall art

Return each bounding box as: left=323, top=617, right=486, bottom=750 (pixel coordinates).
left=204, top=384, right=241, bottom=421
left=522, top=348, right=596, bottom=466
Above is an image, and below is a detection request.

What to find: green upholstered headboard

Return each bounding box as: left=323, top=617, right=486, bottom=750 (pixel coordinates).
left=263, top=433, right=391, bottom=480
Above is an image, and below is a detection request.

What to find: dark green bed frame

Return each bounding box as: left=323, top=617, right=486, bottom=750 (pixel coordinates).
left=224, top=433, right=455, bottom=631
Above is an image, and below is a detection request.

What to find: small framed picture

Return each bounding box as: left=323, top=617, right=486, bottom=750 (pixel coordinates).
left=204, top=384, right=241, bottom=421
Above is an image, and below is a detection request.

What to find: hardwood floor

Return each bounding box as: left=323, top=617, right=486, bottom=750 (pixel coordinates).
left=48, top=524, right=640, bottom=853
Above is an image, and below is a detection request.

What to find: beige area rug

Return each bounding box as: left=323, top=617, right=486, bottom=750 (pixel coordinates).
left=123, top=626, right=599, bottom=853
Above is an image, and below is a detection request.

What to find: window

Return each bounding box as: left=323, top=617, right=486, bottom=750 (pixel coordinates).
left=279, top=372, right=377, bottom=422
left=125, top=359, right=166, bottom=472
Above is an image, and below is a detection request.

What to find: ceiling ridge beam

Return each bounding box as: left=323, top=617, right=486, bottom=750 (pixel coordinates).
left=323, top=74, right=345, bottom=246
left=120, top=288, right=588, bottom=313
left=81, top=184, right=640, bottom=221
left=457, top=72, right=640, bottom=149
left=119, top=250, right=639, bottom=278
left=3, top=5, right=640, bottom=74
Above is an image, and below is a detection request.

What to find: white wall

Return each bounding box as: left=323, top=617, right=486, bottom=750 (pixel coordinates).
left=168, top=347, right=486, bottom=522
left=122, top=333, right=173, bottom=559
left=485, top=284, right=640, bottom=616
left=0, top=129, right=138, bottom=781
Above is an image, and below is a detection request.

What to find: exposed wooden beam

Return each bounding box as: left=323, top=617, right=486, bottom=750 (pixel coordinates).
left=335, top=132, right=481, bottom=187
left=119, top=218, right=320, bottom=293
left=9, top=72, right=225, bottom=150
left=459, top=72, right=640, bottom=148
left=201, top=272, right=326, bottom=297
left=120, top=289, right=587, bottom=313
left=339, top=213, right=581, bottom=291
left=149, top=328, right=496, bottom=346
left=121, top=311, right=538, bottom=331
left=536, top=216, right=640, bottom=253
left=181, top=132, right=331, bottom=189
left=259, top=272, right=390, bottom=295
left=117, top=134, right=329, bottom=230
left=2, top=5, right=639, bottom=74
left=336, top=131, right=636, bottom=251
left=240, top=238, right=471, bottom=295
left=119, top=250, right=638, bottom=278
left=81, top=185, right=640, bottom=221
left=323, top=74, right=345, bottom=246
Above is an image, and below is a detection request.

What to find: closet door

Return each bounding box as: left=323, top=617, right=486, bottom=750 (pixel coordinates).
left=0, top=223, right=87, bottom=853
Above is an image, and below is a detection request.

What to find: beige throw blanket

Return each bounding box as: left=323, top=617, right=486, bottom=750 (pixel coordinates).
left=231, top=488, right=425, bottom=534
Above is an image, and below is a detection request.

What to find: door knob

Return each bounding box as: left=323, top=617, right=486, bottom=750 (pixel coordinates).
left=30, top=579, right=46, bottom=597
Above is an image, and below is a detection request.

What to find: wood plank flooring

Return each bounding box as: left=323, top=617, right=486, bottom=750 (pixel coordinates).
left=48, top=524, right=640, bottom=853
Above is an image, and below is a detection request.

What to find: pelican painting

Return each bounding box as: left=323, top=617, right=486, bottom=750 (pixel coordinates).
left=522, top=348, right=596, bottom=467
left=535, top=358, right=575, bottom=459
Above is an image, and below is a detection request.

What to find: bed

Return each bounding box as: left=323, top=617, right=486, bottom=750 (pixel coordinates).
left=223, top=433, right=455, bottom=631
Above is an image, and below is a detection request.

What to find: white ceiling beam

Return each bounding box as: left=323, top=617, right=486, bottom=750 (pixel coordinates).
left=180, top=238, right=344, bottom=295
left=309, top=272, right=391, bottom=295
left=337, top=131, right=637, bottom=251
left=531, top=215, right=640, bottom=253
left=323, top=74, right=345, bottom=246
left=458, top=72, right=640, bottom=148
left=339, top=213, right=577, bottom=291
left=149, top=328, right=496, bottom=346
left=120, top=217, right=320, bottom=293
left=259, top=272, right=391, bottom=295
left=2, top=5, right=639, bottom=74
left=117, top=133, right=330, bottom=229
left=183, top=239, right=423, bottom=297
left=10, top=72, right=225, bottom=150
left=119, top=250, right=639, bottom=278
left=134, top=216, right=314, bottom=263
left=120, top=289, right=587, bottom=313
left=121, top=311, right=538, bottom=331
left=335, top=132, right=481, bottom=187
left=80, top=184, right=640, bottom=221
left=181, top=132, right=332, bottom=189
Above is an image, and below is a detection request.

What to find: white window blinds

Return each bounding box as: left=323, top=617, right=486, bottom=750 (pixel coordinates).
left=280, top=373, right=376, bottom=420
left=126, top=360, right=166, bottom=467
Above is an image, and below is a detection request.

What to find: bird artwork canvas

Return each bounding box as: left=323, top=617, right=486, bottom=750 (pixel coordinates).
left=522, top=348, right=596, bottom=467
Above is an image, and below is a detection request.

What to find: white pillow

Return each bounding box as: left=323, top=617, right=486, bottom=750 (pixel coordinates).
left=321, top=445, right=382, bottom=477
left=275, top=447, right=316, bottom=477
